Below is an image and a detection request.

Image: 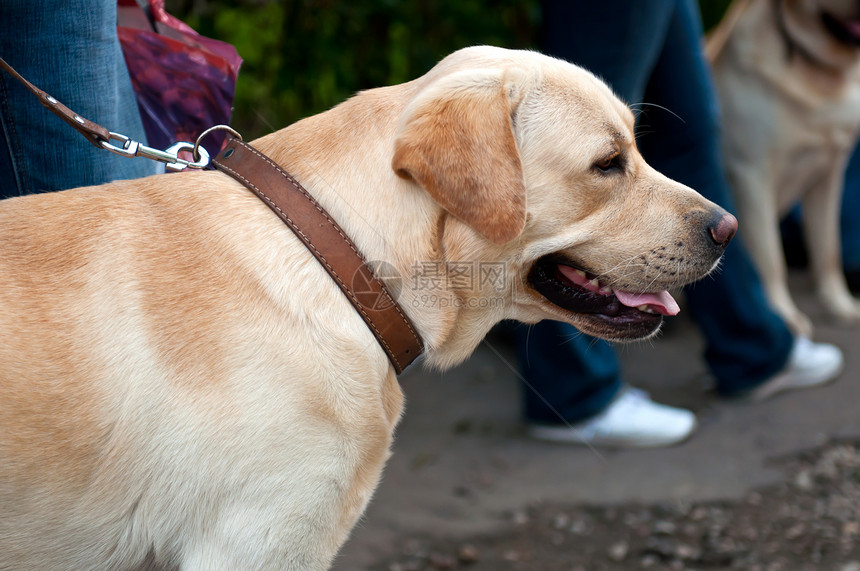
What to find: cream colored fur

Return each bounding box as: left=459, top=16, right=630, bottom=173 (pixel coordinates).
left=709, top=0, right=860, bottom=335
left=0, top=47, right=729, bottom=570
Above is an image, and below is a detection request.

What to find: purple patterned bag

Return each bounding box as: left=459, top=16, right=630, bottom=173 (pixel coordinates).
left=117, top=0, right=242, bottom=159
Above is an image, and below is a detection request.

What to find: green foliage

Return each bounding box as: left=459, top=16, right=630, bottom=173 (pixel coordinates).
left=166, top=0, right=539, bottom=139
left=165, top=0, right=731, bottom=139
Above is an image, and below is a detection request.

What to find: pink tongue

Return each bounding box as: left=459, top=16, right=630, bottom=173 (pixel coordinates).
left=614, top=290, right=680, bottom=316
left=556, top=265, right=680, bottom=315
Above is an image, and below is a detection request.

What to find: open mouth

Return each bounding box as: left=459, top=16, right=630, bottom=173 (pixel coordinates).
left=527, top=255, right=680, bottom=335
left=821, top=11, right=860, bottom=46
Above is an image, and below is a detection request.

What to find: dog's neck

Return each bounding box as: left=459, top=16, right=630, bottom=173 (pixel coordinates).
left=251, top=89, right=508, bottom=370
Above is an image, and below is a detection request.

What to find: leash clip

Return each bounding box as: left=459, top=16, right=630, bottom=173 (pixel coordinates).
left=99, top=126, right=243, bottom=172
left=100, top=132, right=210, bottom=171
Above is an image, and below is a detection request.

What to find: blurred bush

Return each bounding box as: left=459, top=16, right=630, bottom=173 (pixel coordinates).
left=166, top=0, right=539, bottom=138
left=164, top=0, right=731, bottom=139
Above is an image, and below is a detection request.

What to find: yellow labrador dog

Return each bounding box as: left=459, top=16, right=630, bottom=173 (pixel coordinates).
left=709, top=0, right=860, bottom=336
left=0, top=47, right=735, bottom=570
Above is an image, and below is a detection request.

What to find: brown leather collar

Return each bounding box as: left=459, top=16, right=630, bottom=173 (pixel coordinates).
left=0, top=56, right=424, bottom=374
left=212, top=139, right=423, bottom=373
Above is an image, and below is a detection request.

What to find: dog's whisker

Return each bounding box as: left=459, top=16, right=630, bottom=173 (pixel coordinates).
left=598, top=261, right=650, bottom=287
left=598, top=260, right=648, bottom=278
left=252, top=109, right=277, bottom=133
left=596, top=253, right=649, bottom=280
left=630, top=101, right=686, bottom=124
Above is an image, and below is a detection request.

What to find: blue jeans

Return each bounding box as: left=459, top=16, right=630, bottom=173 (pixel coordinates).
left=843, top=149, right=860, bottom=272
left=0, top=1, right=159, bottom=198
left=519, top=0, right=794, bottom=425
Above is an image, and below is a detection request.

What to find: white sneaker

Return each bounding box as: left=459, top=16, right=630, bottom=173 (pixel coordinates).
left=528, top=387, right=697, bottom=448
left=744, top=336, right=843, bottom=402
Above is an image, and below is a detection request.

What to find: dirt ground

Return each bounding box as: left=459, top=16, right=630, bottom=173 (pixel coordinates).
left=333, top=273, right=860, bottom=570
left=373, top=440, right=860, bottom=570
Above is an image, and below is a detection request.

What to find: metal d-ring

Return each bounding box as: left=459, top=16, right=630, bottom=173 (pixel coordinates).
left=193, top=125, right=243, bottom=163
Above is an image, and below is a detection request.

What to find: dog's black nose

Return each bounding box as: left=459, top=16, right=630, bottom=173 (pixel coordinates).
left=709, top=212, right=738, bottom=249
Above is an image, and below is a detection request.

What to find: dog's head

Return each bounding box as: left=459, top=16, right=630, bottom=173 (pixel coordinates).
left=782, top=0, right=860, bottom=68
left=392, top=47, right=735, bottom=344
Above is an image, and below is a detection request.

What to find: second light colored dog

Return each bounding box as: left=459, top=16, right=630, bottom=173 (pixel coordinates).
left=709, top=0, right=860, bottom=335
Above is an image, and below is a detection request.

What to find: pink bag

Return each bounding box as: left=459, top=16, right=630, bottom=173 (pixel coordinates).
left=117, top=0, right=242, bottom=159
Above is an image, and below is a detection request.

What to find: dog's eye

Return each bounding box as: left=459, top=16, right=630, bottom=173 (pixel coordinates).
left=594, top=153, right=622, bottom=174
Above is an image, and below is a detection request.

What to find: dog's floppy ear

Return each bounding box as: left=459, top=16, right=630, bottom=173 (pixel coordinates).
left=392, top=68, right=529, bottom=244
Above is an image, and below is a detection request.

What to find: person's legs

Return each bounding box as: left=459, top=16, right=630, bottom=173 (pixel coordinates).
left=0, top=0, right=159, bottom=199
left=526, top=0, right=835, bottom=415
left=634, top=0, right=796, bottom=395
left=516, top=321, right=696, bottom=448
left=540, top=0, right=676, bottom=105
left=517, top=322, right=622, bottom=425
left=522, top=0, right=677, bottom=425
left=518, top=0, right=696, bottom=443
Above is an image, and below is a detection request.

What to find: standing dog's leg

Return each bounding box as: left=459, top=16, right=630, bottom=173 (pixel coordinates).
left=802, top=166, right=860, bottom=323
left=729, top=162, right=814, bottom=336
